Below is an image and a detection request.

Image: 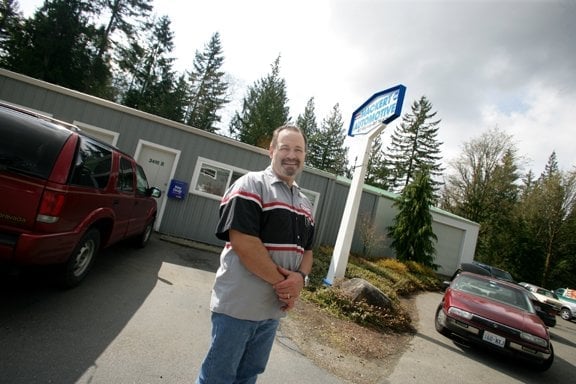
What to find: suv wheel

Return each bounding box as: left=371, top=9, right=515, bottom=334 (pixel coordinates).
left=134, top=220, right=154, bottom=248
left=59, top=229, right=100, bottom=288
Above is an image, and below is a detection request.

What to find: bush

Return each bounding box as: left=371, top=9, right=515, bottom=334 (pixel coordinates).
left=304, top=246, right=442, bottom=333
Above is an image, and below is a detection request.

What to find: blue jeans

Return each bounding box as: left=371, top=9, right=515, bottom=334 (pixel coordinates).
left=196, top=312, right=280, bottom=384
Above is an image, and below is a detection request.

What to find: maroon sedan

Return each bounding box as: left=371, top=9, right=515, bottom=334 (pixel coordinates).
left=435, top=272, right=554, bottom=371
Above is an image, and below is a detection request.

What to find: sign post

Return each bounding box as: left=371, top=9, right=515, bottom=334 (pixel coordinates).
left=325, top=85, right=406, bottom=285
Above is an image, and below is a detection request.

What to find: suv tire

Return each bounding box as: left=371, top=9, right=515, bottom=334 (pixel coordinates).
left=59, top=229, right=101, bottom=288
left=134, top=220, right=155, bottom=249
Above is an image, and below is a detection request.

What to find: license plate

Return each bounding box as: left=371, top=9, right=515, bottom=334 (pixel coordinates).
left=482, top=330, right=506, bottom=348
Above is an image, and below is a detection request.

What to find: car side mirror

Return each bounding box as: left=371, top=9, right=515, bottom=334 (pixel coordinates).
left=148, top=187, right=162, bottom=198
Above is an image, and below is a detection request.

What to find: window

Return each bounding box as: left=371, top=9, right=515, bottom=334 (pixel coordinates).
left=191, top=158, right=247, bottom=200
left=300, top=189, right=320, bottom=217
left=70, top=138, right=112, bottom=189
left=117, top=157, right=134, bottom=193
left=191, top=158, right=320, bottom=217
left=136, top=165, right=150, bottom=196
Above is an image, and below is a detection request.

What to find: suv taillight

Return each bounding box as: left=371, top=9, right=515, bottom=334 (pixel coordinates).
left=37, top=190, right=66, bottom=223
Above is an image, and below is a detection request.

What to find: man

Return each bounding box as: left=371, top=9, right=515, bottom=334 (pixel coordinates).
left=196, top=125, right=315, bottom=384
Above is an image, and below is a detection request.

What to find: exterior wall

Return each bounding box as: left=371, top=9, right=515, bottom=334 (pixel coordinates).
left=0, top=69, right=478, bottom=276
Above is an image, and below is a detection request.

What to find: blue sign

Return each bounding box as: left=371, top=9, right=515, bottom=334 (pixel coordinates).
left=348, top=84, right=406, bottom=137
left=167, top=179, right=188, bottom=199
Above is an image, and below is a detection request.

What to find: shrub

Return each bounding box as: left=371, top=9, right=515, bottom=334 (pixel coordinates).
left=304, top=245, right=442, bottom=332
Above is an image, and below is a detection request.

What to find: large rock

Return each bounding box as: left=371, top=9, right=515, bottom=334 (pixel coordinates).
left=338, top=278, right=393, bottom=310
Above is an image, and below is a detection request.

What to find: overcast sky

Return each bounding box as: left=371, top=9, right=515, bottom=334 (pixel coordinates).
left=18, top=0, right=576, bottom=175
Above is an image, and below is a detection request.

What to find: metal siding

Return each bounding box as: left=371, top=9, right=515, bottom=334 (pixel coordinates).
left=318, top=182, right=349, bottom=245
left=0, top=69, right=478, bottom=273
left=373, top=197, right=397, bottom=257
left=350, top=192, right=378, bottom=255
left=297, top=171, right=332, bottom=247
left=432, top=223, right=464, bottom=276
left=161, top=194, right=221, bottom=244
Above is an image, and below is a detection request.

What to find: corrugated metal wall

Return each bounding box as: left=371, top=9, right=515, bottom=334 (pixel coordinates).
left=0, top=69, right=478, bottom=275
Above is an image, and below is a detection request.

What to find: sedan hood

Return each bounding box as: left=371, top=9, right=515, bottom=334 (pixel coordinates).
left=448, top=289, right=548, bottom=339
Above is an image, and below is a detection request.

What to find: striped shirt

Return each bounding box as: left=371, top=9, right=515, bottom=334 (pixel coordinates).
left=210, top=166, right=315, bottom=320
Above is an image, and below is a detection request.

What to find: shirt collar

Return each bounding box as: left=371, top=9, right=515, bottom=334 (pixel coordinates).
left=265, top=166, right=300, bottom=189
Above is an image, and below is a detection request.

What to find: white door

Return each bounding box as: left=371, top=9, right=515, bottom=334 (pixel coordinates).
left=134, top=140, right=180, bottom=230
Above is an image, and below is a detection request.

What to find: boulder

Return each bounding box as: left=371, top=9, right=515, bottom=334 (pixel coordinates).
left=338, top=278, right=393, bottom=310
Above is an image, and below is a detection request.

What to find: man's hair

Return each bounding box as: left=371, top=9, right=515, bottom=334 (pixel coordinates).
left=270, top=125, right=307, bottom=150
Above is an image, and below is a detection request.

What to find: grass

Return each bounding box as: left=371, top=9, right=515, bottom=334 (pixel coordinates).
left=302, top=245, right=442, bottom=333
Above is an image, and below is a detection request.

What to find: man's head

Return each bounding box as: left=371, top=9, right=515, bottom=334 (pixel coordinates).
left=269, top=125, right=307, bottom=185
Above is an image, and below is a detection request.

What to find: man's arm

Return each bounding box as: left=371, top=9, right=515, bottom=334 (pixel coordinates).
left=229, top=229, right=285, bottom=285
left=299, top=250, right=313, bottom=276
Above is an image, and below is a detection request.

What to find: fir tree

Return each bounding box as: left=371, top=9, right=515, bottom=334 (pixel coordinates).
left=0, top=0, right=23, bottom=63
left=93, top=0, right=153, bottom=61
left=121, top=15, right=179, bottom=119
left=296, top=97, right=318, bottom=144
left=184, top=32, right=230, bottom=133
left=229, top=56, right=290, bottom=148
left=306, top=103, right=348, bottom=176
left=386, top=96, right=444, bottom=199
left=2, top=0, right=111, bottom=96
left=388, top=168, right=437, bottom=268
left=365, top=133, right=391, bottom=190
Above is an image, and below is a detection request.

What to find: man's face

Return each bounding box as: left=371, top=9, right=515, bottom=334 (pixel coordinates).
left=269, top=129, right=306, bottom=184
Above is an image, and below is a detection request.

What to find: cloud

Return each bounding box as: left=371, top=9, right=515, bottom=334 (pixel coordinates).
left=18, top=0, right=576, bottom=174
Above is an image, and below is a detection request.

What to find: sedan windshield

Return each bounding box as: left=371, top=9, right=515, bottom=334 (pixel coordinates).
left=453, top=274, right=534, bottom=312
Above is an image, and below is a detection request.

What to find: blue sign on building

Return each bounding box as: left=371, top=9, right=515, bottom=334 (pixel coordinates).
left=167, top=179, right=188, bottom=199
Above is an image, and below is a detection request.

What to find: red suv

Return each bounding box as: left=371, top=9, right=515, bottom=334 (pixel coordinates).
left=0, top=103, right=161, bottom=287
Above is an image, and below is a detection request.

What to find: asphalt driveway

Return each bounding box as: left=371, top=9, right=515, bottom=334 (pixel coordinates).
left=0, top=235, right=348, bottom=384
left=1, top=235, right=575, bottom=383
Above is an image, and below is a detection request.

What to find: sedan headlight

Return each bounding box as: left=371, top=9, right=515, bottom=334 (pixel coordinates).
left=520, top=332, right=548, bottom=348
left=448, top=307, right=473, bottom=320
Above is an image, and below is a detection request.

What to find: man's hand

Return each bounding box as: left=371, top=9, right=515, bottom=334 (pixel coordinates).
left=273, top=267, right=305, bottom=311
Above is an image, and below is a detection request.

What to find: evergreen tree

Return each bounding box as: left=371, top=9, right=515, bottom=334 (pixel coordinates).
left=92, top=0, right=153, bottom=61
left=477, top=149, right=520, bottom=270
left=229, top=56, right=290, bottom=148
left=185, top=32, right=230, bottom=133
left=385, top=96, right=444, bottom=199
left=296, top=97, right=318, bottom=143
left=0, top=0, right=23, bottom=63
left=306, top=103, right=348, bottom=176
left=552, top=195, right=576, bottom=287
left=296, top=97, right=320, bottom=167
left=121, top=15, right=181, bottom=119
left=518, top=152, right=576, bottom=286
left=364, top=133, right=391, bottom=190
left=2, top=0, right=111, bottom=96
left=388, top=168, right=438, bottom=268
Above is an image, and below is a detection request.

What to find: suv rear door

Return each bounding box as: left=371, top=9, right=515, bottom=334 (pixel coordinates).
left=0, top=107, right=73, bottom=233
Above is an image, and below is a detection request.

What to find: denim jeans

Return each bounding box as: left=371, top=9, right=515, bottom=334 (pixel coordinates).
left=196, top=312, right=280, bottom=384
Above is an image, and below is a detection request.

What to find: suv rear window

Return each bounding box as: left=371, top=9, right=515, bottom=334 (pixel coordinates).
left=69, top=138, right=112, bottom=189
left=0, top=107, right=71, bottom=179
